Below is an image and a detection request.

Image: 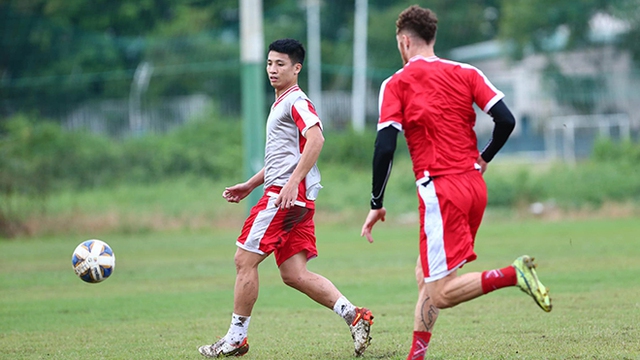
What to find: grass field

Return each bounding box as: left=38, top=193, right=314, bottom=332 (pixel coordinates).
left=1, top=216, right=639, bottom=359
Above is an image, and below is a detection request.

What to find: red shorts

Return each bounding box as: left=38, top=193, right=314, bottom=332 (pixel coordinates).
left=236, top=189, right=318, bottom=266
left=417, top=170, right=487, bottom=282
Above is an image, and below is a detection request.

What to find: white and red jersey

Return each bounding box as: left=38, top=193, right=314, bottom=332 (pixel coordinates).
left=378, top=55, right=504, bottom=179
left=264, top=85, right=323, bottom=207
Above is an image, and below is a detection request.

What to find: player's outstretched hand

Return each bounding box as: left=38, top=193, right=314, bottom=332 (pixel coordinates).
left=361, top=208, right=386, bottom=243
left=222, top=183, right=252, bottom=203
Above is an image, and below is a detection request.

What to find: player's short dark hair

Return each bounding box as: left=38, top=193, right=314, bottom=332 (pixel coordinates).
left=268, top=38, right=305, bottom=65
left=396, top=5, right=438, bottom=44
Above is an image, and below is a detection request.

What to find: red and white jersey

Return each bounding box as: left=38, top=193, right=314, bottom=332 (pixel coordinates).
left=378, top=55, right=504, bottom=179
left=264, top=85, right=323, bottom=205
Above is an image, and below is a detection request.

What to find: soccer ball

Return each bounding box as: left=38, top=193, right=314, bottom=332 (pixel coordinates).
left=72, top=239, right=116, bottom=283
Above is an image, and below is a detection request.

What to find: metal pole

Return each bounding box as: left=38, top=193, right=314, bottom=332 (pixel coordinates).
left=564, top=119, right=576, bottom=165
left=240, top=0, right=266, bottom=209
left=306, top=0, right=323, bottom=119
left=129, top=62, right=153, bottom=135
left=352, top=0, right=368, bottom=133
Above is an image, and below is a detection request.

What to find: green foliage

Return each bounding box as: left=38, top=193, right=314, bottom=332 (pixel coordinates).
left=538, top=162, right=633, bottom=207
left=483, top=166, right=541, bottom=207
left=1, top=0, right=519, bottom=120
left=484, top=172, right=519, bottom=207
left=0, top=0, right=242, bottom=119
left=592, top=137, right=640, bottom=164
left=0, top=112, right=242, bottom=236
left=546, top=139, right=640, bottom=206
left=5, top=0, right=640, bottom=129
left=320, top=128, right=375, bottom=168
left=0, top=115, right=113, bottom=193
left=500, top=0, right=616, bottom=56
left=481, top=139, right=640, bottom=208
left=0, top=112, right=242, bottom=186
left=321, top=127, right=412, bottom=170
left=366, top=0, right=501, bottom=72
left=118, top=116, right=243, bottom=183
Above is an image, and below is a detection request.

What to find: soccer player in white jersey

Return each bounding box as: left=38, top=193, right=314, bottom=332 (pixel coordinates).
left=198, top=38, right=373, bottom=358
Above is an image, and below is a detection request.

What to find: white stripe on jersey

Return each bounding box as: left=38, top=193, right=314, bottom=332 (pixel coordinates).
left=377, top=76, right=392, bottom=120
left=377, top=75, right=403, bottom=132
left=377, top=120, right=403, bottom=132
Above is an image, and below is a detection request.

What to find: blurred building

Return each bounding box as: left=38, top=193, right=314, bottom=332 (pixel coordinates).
left=449, top=12, right=640, bottom=162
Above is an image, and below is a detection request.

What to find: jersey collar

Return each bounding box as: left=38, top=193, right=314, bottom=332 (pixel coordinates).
left=274, top=84, right=300, bottom=107
left=407, top=55, right=439, bottom=65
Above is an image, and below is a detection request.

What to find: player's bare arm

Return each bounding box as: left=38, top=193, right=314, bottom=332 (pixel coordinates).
left=275, top=124, right=324, bottom=210
left=223, top=168, right=265, bottom=203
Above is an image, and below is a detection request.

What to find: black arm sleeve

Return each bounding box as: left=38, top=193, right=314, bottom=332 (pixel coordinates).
left=370, top=126, right=399, bottom=209
left=480, top=100, right=516, bottom=162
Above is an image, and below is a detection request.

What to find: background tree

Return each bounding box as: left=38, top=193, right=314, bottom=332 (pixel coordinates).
left=2, top=0, right=638, bottom=122
left=498, top=0, right=626, bottom=58
left=498, top=0, right=639, bottom=114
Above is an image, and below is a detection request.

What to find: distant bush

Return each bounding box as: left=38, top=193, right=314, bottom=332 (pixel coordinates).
left=483, top=139, right=640, bottom=208
left=0, top=113, right=242, bottom=187
left=592, top=138, right=640, bottom=165
left=117, top=115, right=243, bottom=183
left=320, top=127, right=411, bottom=169
left=0, top=113, right=242, bottom=236
left=540, top=139, right=640, bottom=207
left=320, top=129, right=375, bottom=168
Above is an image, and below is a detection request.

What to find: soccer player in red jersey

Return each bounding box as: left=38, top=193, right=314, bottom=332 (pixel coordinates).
left=360, top=6, right=552, bottom=359
left=198, top=38, right=373, bottom=358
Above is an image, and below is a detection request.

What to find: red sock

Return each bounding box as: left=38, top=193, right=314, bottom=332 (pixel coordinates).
left=481, top=265, right=517, bottom=294
left=407, top=331, right=431, bottom=360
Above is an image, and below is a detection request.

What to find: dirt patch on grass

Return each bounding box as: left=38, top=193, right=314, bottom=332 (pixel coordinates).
left=516, top=201, right=640, bottom=222
left=2, top=202, right=637, bottom=238
left=0, top=212, right=30, bottom=238
left=1, top=211, right=244, bottom=238
left=317, top=202, right=640, bottom=227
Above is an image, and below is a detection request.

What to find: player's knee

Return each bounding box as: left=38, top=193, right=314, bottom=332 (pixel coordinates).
left=233, top=250, right=259, bottom=273
left=233, top=252, right=245, bottom=271
left=431, top=293, right=453, bottom=309
left=422, top=285, right=452, bottom=309
left=415, top=271, right=424, bottom=286
left=280, top=271, right=303, bottom=288
left=415, top=260, right=424, bottom=285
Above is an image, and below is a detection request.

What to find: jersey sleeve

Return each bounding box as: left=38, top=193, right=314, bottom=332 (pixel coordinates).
left=377, top=76, right=403, bottom=132
left=469, top=67, right=505, bottom=113
left=291, top=97, right=323, bottom=137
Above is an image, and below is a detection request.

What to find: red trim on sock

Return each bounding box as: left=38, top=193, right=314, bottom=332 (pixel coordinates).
left=481, top=265, right=517, bottom=294
left=407, top=331, right=431, bottom=360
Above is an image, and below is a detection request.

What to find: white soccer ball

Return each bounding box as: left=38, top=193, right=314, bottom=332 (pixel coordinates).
left=71, top=239, right=116, bottom=283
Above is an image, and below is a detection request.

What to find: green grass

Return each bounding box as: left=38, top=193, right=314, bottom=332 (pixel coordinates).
left=1, top=217, right=640, bottom=359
